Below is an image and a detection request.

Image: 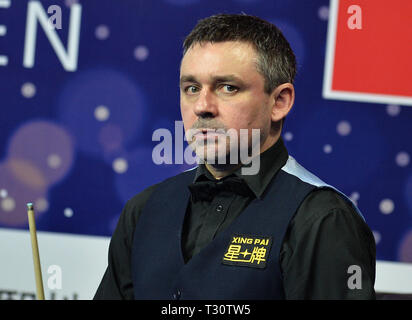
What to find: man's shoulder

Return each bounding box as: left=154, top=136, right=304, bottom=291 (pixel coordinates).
left=119, top=167, right=197, bottom=232
left=126, top=166, right=198, bottom=208
left=127, top=183, right=161, bottom=210
left=295, top=187, right=363, bottom=226
left=305, top=187, right=354, bottom=209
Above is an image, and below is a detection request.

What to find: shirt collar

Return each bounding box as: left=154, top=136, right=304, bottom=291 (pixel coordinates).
left=193, top=137, right=289, bottom=199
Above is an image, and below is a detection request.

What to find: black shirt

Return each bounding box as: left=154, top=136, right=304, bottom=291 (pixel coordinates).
left=94, top=138, right=376, bottom=299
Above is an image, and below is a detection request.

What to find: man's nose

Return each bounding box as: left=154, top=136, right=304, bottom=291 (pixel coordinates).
left=194, top=88, right=218, bottom=118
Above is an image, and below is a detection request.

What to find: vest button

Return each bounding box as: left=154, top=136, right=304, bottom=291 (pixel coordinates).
left=216, top=204, right=223, bottom=212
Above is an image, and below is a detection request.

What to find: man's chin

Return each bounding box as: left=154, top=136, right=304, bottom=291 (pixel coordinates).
left=194, top=147, right=239, bottom=166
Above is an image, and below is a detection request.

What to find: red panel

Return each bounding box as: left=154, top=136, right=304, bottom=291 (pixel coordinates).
left=332, top=0, right=412, bottom=97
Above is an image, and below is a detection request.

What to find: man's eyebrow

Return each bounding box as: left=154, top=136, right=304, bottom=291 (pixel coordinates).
left=212, top=75, right=245, bottom=84
left=179, top=74, right=244, bottom=87
left=179, top=75, right=198, bottom=86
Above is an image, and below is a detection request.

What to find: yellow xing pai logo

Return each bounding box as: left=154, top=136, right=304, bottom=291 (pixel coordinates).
left=222, top=234, right=272, bottom=269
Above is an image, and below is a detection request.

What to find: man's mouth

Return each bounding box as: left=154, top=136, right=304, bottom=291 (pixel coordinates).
left=193, top=128, right=226, bottom=141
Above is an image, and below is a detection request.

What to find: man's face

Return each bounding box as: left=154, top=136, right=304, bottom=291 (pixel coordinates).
left=179, top=41, right=274, bottom=165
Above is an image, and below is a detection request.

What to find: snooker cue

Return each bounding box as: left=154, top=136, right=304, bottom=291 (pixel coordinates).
left=27, top=203, right=45, bottom=300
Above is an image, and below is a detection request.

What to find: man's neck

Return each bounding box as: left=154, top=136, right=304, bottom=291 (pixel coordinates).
left=204, top=135, right=279, bottom=180
left=204, top=162, right=242, bottom=180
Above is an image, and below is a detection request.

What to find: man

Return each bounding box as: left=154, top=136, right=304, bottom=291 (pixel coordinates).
left=94, top=14, right=376, bottom=300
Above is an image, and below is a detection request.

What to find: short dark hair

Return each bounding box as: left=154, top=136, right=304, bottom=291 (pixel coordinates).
left=183, top=13, right=297, bottom=94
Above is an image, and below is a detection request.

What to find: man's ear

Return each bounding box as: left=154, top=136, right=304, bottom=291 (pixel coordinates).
left=269, top=83, right=295, bottom=122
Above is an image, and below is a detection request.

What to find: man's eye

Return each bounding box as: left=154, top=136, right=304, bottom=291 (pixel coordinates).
left=221, top=84, right=238, bottom=93
left=185, top=86, right=199, bottom=94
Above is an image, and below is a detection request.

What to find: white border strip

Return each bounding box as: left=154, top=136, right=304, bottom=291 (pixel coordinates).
left=375, top=260, right=412, bottom=294
left=0, top=228, right=109, bottom=299
left=322, top=0, right=412, bottom=107
left=0, top=228, right=411, bottom=296
left=323, top=0, right=339, bottom=103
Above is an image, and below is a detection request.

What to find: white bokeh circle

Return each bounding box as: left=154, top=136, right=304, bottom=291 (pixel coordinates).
left=283, top=131, right=293, bottom=141
left=35, top=197, right=49, bottom=213
left=21, top=82, right=36, bottom=98
left=323, top=144, right=332, bottom=154
left=0, top=189, right=7, bottom=198
left=373, top=230, right=381, bottom=244
left=47, top=154, right=62, bottom=169
left=337, top=120, right=352, bottom=136
left=396, top=151, right=410, bottom=167
left=318, top=6, right=329, bottom=20
left=1, top=197, right=16, bottom=212
left=386, top=104, right=401, bottom=117
left=113, top=158, right=128, bottom=174
left=64, top=207, right=74, bottom=218
left=379, top=199, right=394, bottom=215
left=94, top=105, right=110, bottom=122
left=95, top=25, right=110, bottom=40
left=134, top=46, right=149, bottom=61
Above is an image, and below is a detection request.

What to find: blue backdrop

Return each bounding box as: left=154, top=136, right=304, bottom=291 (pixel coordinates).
left=0, top=0, right=411, bottom=263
